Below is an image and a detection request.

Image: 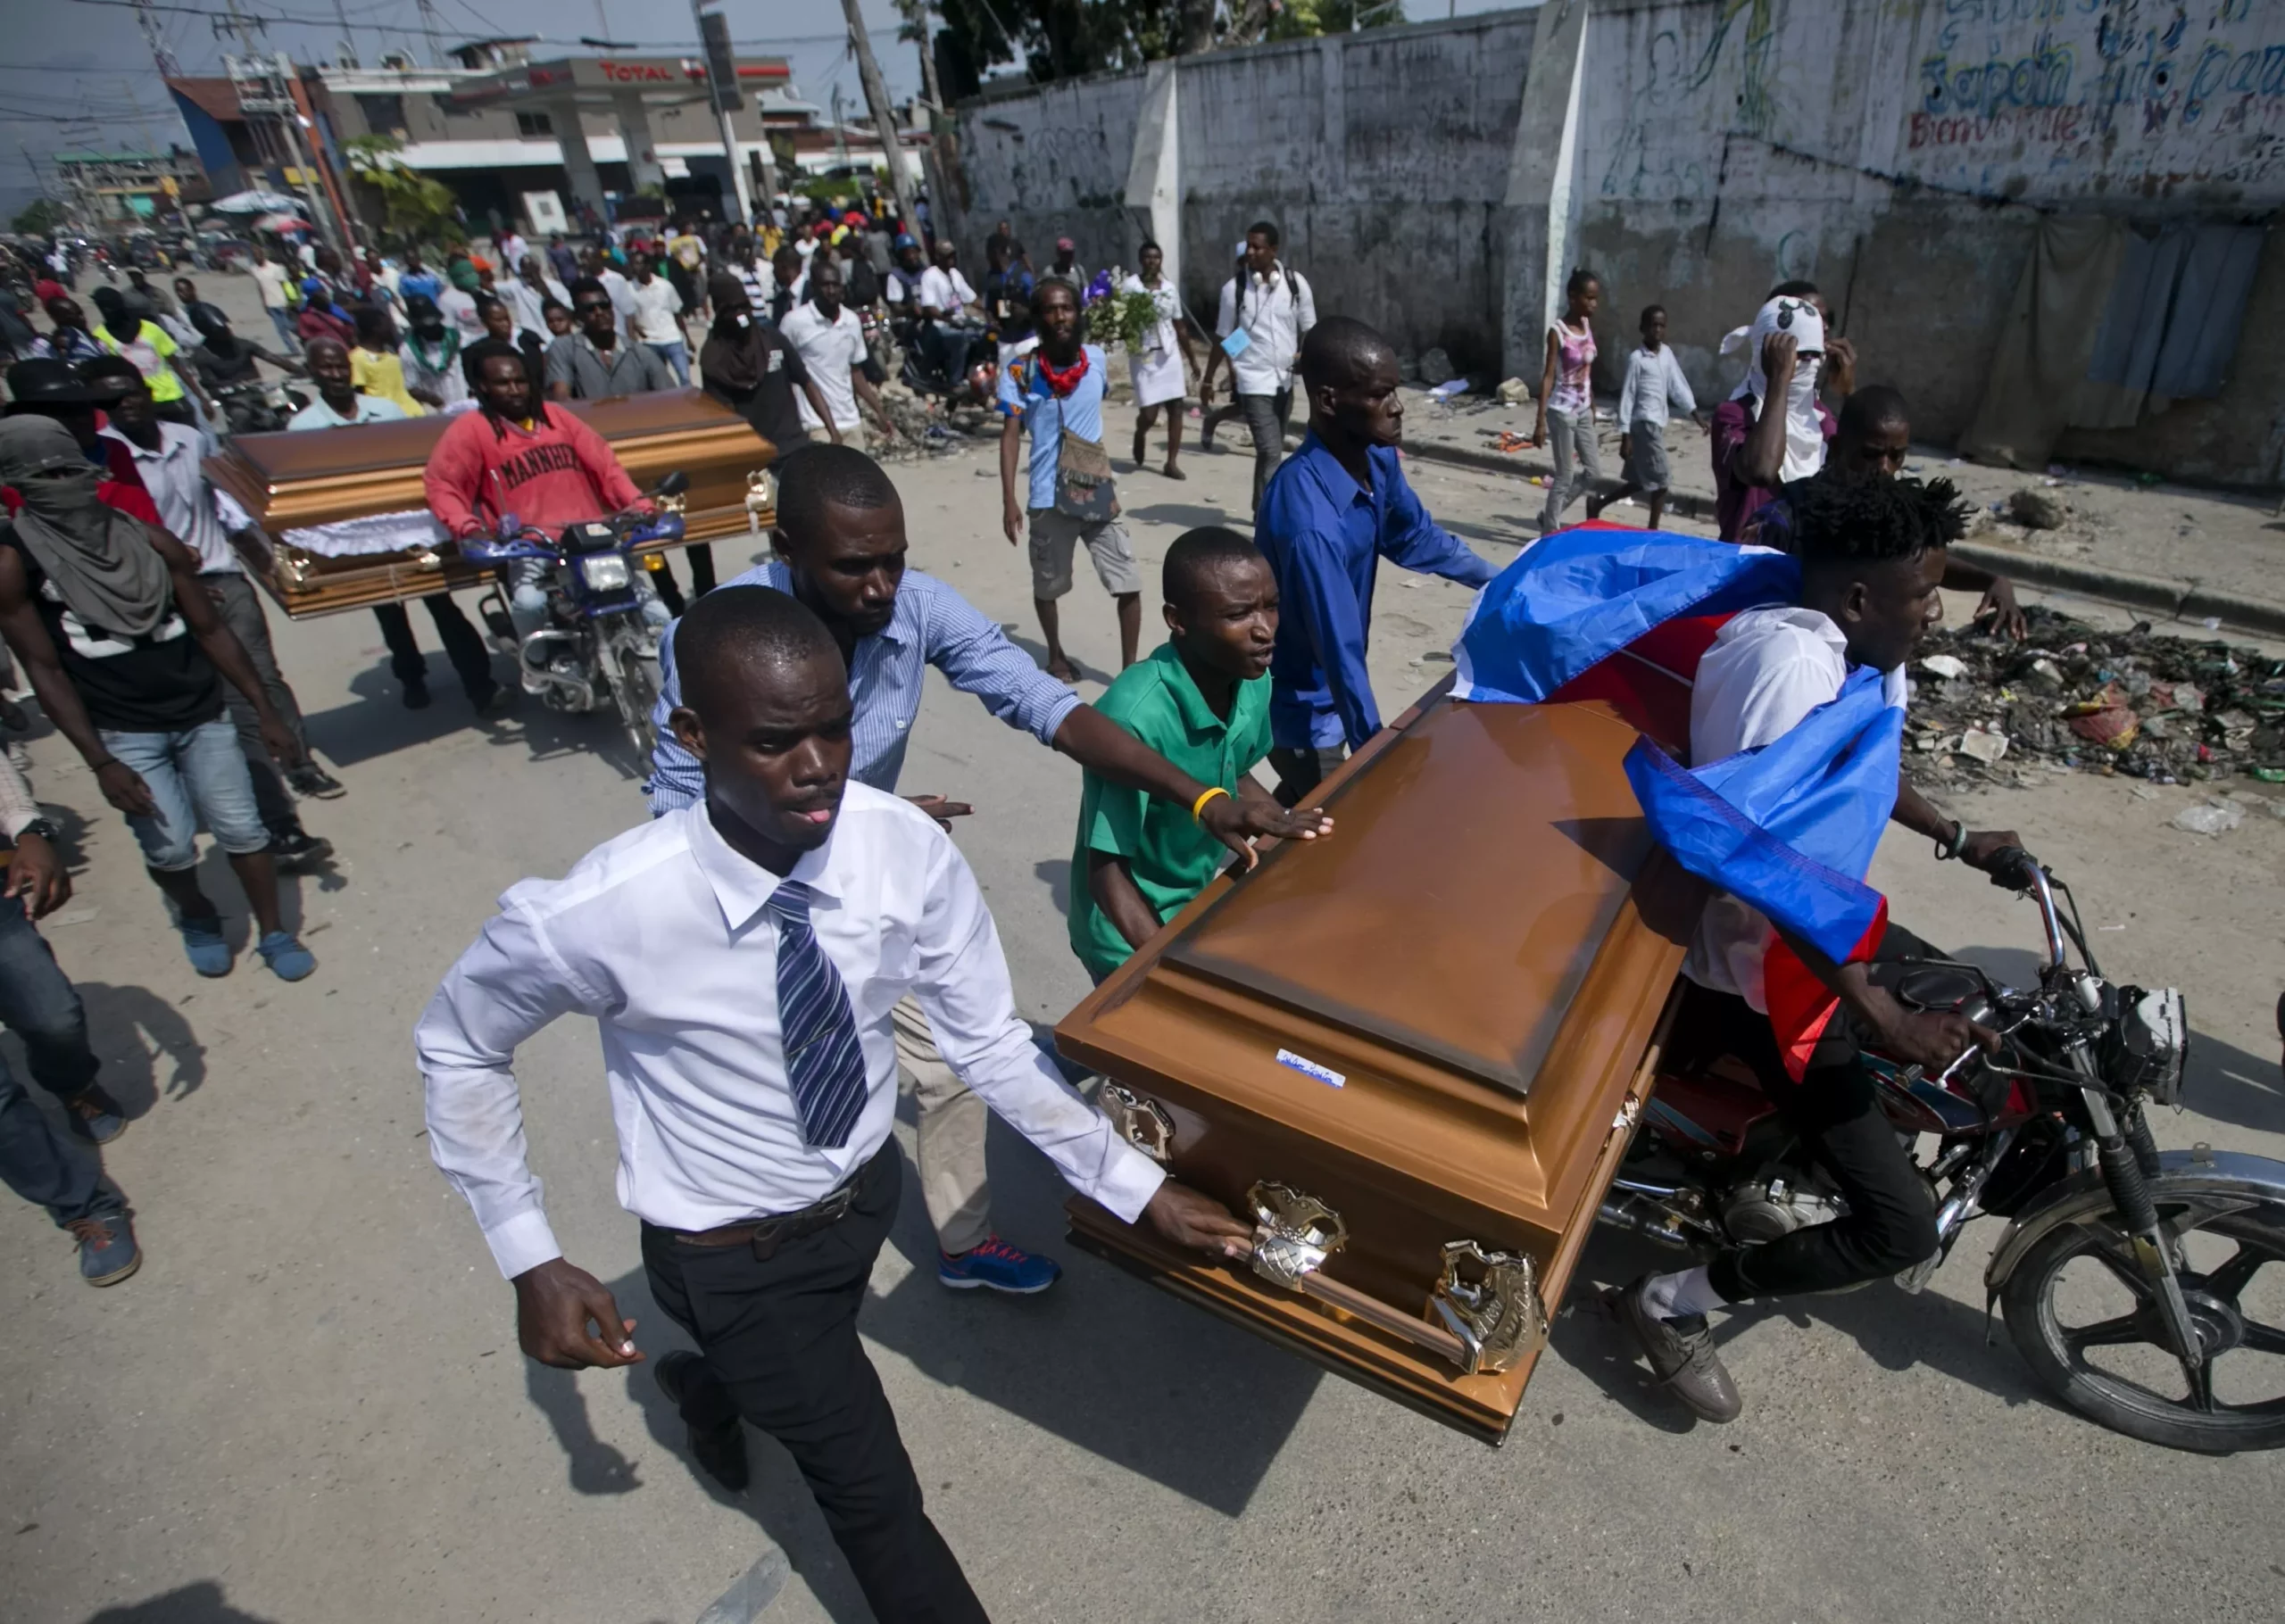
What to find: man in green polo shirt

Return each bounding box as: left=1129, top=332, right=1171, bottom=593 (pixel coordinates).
left=1071, top=526, right=1295, bottom=979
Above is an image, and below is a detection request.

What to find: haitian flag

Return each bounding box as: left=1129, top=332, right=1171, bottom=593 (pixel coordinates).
left=1453, top=526, right=1901, bottom=1076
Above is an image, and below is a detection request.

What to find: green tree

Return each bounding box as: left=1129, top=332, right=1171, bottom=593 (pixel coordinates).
left=341, top=133, right=464, bottom=250
left=12, top=197, right=69, bottom=236
left=929, top=0, right=1402, bottom=89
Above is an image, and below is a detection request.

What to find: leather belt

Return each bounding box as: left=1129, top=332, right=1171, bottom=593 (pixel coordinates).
left=670, top=1147, right=885, bottom=1260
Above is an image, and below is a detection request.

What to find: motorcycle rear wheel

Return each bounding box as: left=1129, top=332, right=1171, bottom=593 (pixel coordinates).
left=2000, top=1193, right=2285, bottom=1453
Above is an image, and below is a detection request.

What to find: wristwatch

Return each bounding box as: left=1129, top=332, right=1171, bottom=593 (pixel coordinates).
left=15, top=817, right=58, bottom=844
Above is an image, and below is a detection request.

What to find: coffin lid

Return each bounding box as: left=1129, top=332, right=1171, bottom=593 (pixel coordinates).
left=1164, top=697, right=1660, bottom=1098
left=205, top=389, right=772, bottom=534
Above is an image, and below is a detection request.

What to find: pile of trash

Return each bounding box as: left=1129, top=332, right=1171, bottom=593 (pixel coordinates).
left=870, top=382, right=993, bottom=462
left=1906, top=605, right=2285, bottom=789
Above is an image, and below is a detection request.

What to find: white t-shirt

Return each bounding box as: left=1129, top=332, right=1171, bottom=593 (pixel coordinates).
left=627, top=276, right=686, bottom=344
left=1682, top=603, right=1907, bottom=1008
left=436, top=286, right=486, bottom=341
left=918, top=265, right=976, bottom=317
left=1215, top=265, right=1315, bottom=396
left=778, top=302, right=868, bottom=432
left=252, top=261, right=292, bottom=311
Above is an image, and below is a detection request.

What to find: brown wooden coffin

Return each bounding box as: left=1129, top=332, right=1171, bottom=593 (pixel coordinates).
left=1056, top=680, right=1702, bottom=1443
left=203, top=389, right=779, bottom=618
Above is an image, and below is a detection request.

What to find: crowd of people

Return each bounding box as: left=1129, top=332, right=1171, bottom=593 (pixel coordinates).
left=0, top=201, right=2060, bottom=1614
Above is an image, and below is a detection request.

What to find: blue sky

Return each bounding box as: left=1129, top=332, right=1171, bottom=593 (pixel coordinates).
left=0, top=0, right=1527, bottom=221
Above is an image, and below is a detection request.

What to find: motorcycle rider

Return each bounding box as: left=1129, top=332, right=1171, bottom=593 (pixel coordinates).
left=1619, top=472, right=2035, bottom=1424
left=423, top=340, right=667, bottom=656
left=910, top=239, right=983, bottom=399
left=184, top=305, right=305, bottom=433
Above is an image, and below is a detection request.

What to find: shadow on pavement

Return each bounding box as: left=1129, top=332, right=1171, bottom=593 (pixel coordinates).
left=1558, top=1210, right=2054, bottom=1436
left=1032, top=857, right=1070, bottom=917
left=584, top=1264, right=879, bottom=1624
left=301, top=663, right=511, bottom=769
left=526, top=1361, right=644, bottom=1496
left=1121, top=501, right=1236, bottom=531
left=82, top=1581, right=280, bottom=1623
left=860, top=1131, right=1321, bottom=1519
left=2176, top=1026, right=2284, bottom=1136
left=76, top=982, right=206, bottom=1110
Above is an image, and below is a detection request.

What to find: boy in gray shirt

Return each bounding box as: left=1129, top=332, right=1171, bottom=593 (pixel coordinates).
left=1592, top=304, right=1708, bottom=530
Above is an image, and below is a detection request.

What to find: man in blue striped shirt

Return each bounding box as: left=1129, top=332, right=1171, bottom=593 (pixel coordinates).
left=649, top=444, right=1330, bottom=1293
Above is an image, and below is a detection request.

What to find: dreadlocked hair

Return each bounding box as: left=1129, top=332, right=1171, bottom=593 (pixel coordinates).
left=1788, top=474, right=1971, bottom=570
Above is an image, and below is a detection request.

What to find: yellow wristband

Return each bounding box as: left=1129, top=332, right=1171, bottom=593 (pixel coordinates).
left=1191, top=785, right=1232, bottom=822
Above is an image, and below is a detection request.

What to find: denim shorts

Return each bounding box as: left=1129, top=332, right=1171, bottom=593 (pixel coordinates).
left=99, top=716, right=271, bottom=871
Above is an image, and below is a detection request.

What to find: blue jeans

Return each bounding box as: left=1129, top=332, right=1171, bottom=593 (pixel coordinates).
left=101, top=716, right=271, bottom=873
left=267, top=308, right=300, bottom=348
left=646, top=339, right=691, bottom=385
left=0, top=894, right=111, bottom=1225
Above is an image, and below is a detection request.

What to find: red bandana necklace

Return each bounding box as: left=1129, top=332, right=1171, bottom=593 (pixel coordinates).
left=1035, top=346, right=1090, bottom=397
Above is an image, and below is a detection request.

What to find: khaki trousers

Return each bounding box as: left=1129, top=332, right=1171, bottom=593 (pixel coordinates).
left=890, top=994, right=993, bottom=1255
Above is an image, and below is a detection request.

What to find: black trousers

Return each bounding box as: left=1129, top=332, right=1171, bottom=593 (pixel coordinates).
left=1267, top=743, right=1345, bottom=808
left=370, top=595, right=494, bottom=698
left=1681, top=924, right=1941, bottom=1303
left=641, top=1145, right=990, bottom=1624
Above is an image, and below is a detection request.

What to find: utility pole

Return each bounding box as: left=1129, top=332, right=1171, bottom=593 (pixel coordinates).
left=132, top=0, right=181, bottom=75
left=837, top=0, right=919, bottom=235
left=414, top=0, right=445, bottom=67
left=332, top=0, right=359, bottom=67
left=691, top=0, right=760, bottom=223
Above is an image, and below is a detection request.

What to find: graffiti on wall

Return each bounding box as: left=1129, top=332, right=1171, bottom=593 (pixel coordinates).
left=1905, top=1, right=2285, bottom=195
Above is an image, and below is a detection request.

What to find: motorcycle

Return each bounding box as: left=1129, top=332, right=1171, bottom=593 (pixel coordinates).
left=1607, top=851, right=2285, bottom=1453
left=214, top=378, right=304, bottom=436
left=462, top=471, right=688, bottom=758
left=892, top=312, right=998, bottom=408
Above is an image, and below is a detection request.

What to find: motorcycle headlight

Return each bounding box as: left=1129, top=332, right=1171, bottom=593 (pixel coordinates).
left=2109, top=986, right=2189, bottom=1107
left=577, top=553, right=631, bottom=592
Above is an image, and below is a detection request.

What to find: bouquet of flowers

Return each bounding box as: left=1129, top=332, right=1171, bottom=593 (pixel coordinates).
left=1082, top=269, right=1159, bottom=352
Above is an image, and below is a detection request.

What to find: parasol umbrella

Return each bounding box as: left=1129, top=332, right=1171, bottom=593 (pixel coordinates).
left=212, top=189, right=306, bottom=215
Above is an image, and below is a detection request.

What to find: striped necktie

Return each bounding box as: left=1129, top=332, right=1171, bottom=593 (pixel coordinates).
left=764, top=881, right=870, bottom=1149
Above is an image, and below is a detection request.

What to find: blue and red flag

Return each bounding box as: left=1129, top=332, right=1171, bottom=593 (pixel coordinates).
left=1454, top=525, right=1901, bottom=1075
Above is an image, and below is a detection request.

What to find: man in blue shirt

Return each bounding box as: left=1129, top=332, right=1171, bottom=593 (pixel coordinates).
left=649, top=444, right=1328, bottom=1293
left=1255, top=316, right=1499, bottom=804
left=997, top=278, right=1142, bottom=683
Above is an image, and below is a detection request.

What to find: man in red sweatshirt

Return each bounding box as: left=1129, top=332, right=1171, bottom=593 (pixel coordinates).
left=423, top=340, right=666, bottom=648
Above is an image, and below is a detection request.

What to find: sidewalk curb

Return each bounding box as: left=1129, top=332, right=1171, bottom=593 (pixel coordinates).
left=1382, top=435, right=2285, bottom=642
left=1948, top=540, right=2285, bottom=642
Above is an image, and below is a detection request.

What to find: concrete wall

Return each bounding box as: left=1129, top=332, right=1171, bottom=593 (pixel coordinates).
left=951, top=70, right=1151, bottom=283
left=944, top=0, right=2285, bottom=485
left=949, top=13, right=1537, bottom=377
left=1571, top=0, right=2285, bottom=480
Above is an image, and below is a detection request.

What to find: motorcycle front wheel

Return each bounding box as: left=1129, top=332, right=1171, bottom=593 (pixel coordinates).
left=2000, top=1189, right=2285, bottom=1453
left=606, top=631, right=661, bottom=762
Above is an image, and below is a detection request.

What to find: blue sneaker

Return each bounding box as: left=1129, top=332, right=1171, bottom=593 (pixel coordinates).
left=938, top=1236, right=1061, bottom=1295
left=178, top=916, right=231, bottom=977
left=62, top=1085, right=126, bottom=1146
left=257, top=931, right=316, bottom=982
left=70, top=1211, right=140, bottom=1287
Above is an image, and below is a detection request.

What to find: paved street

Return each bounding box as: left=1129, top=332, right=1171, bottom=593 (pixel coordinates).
left=6, top=269, right=2285, bottom=1624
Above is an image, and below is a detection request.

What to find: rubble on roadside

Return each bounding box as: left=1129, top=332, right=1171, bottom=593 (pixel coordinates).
left=869, top=381, right=993, bottom=462
left=1904, top=604, right=2285, bottom=791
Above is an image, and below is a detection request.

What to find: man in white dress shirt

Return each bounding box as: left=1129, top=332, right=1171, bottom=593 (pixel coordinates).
left=418, top=584, right=1248, bottom=1621
left=1617, top=474, right=2032, bottom=1426
left=1201, top=220, right=1315, bottom=511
